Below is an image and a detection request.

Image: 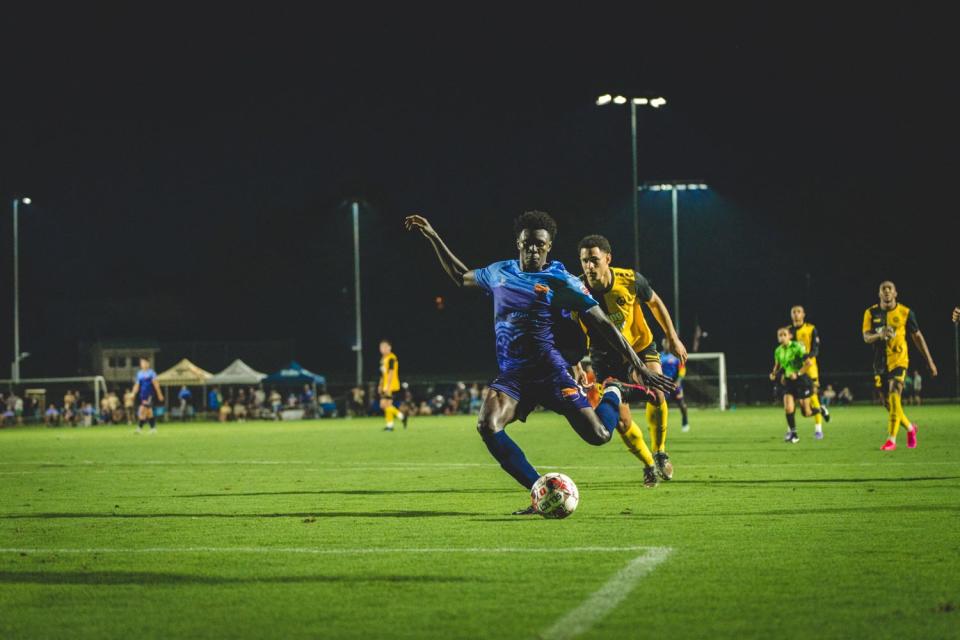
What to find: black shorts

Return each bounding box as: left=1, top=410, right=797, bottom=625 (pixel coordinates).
left=875, top=368, right=907, bottom=388
left=592, top=343, right=660, bottom=403
left=781, top=374, right=813, bottom=400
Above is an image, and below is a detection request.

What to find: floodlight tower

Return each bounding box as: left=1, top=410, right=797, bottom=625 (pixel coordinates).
left=596, top=93, right=667, bottom=271
left=351, top=200, right=363, bottom=387
left=638, top=181, right=709, bottom=335
left=11, top=197, right=31, bottom=383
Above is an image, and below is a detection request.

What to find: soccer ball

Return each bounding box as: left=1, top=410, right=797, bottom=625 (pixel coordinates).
left=530, top=473, right=579, bottom=519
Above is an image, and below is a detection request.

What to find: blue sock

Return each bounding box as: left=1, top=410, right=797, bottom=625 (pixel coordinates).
left=595, top=391, right=621, bottom=434
left=482, top=430, right=540, bottom=489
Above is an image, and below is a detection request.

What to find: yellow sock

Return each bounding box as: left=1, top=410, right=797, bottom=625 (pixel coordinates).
left=618, top=421, right=655, bottom=467
left=385, top=405, right=396, bottom=426
left=810, top=393, right=822, bottom=426
left=646, top=403, right=659, bottom=451
left=646, top=401, right=668, bottom=453
left=887, top=393, right=902, bottom=439
left=899, top=402, right=912, bottom=430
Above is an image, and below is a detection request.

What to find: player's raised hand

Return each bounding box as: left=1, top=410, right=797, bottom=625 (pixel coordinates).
left=631, top=364, right=676, bottom=394
left=404, top=214, right=437, bottom=239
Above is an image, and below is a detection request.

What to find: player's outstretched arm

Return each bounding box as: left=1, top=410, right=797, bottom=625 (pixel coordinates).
left=152, top=379, right=165, bottom=403
left=580, top=306, right=675, bottom=394
left=404, top=215, right=477, bottom=288
left=645, top=291, right=687, bottom=362
left=910, top=330, right=938, bottom=376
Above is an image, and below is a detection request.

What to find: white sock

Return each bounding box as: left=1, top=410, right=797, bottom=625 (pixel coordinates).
left=888, top=436, right=896, bottom=444
left=396, top=412, right=404, bottom=420
left=815, top=424, right=822, bottom=433
left=602, top=386, right=622, bottom=403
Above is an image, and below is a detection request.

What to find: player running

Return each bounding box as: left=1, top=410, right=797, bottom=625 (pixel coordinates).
left=404, top=212, right=674, bottom=514
left=131, top=357, right=164, bottom=434
left=770, top=327, right=826, bottom=443
left=659, top=340, right=689, bottom=433
left=574, top=235, right=687, bottom=482
left=863, top=281, right=937, bottom=451
left=790, top=306, right=830, bottom=437
left=379, top=339, right=407, bottom=431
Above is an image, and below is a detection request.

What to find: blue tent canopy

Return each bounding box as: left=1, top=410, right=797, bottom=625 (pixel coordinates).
left=261, top=361, right=326, bottom=386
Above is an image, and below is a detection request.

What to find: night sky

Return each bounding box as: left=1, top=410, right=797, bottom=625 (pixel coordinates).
left=1, top=8, right=956, bottom=393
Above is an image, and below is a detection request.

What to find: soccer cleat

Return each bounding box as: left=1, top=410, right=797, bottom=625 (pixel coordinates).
left=654, top=452, right=674, bottom=480
left=512, top=505, right=539, bottom=516
left=881, top=440, right=897, bottom=451
left=814, top=430, right=824, bottom=440
left=134, top=428, right=142, bottom=435
left=681, top=423, right=690, bottom=433
left=907, top=424, right=918, bottom=449
left=784, top=431, right=799, bottom=444
left=383, top=426, right=394, bottom=432
left=643, top=465, right=659, bottom=488
left=148, top=428, right=157, bottom=435
left=820, top=406, right=831, bottom=423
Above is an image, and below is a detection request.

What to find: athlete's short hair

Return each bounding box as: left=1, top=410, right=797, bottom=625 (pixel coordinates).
left=577, top=234, right=612, bottom=255
left=380, top=339, right=392, bottom=346
left=514, top=210, right=557, bottom=241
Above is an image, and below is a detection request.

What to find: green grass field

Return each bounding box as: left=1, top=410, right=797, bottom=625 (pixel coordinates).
left=1, top=404, right=958, bottom=639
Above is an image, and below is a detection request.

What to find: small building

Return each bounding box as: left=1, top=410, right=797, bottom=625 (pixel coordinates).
left=88, top=340, right=160, bottom=385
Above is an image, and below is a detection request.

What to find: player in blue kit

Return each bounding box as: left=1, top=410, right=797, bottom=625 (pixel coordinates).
left=131, top=357, right=164, bottom=434
left=659, top=343, right=690, bottom=432
left=404, top=211, right=675, bottom=514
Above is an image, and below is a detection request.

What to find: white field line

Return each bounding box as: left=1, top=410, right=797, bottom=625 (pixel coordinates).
left=541, top=547, right=672, bottom=640
left=0, top=546, right=656, bottom=555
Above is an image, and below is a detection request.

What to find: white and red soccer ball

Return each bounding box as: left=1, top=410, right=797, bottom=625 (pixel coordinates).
left=530, top=472, right=579, bottom=519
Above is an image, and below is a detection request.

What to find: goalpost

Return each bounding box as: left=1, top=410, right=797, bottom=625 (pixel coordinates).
left=683, top=353, right=728, bottom=410
left=1, top=376, right=108, bottom=414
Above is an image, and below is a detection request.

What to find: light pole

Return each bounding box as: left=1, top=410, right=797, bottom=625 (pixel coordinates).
left=638, top=182, right=708, bottom=336
left=596, top=94, right=667, bottom=271
left=351, top=201, right=363, bottom=387
left=11, top=197, right=31, bottom=383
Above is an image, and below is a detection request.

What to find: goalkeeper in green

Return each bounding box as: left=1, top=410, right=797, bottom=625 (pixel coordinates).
left=769, top=326, right=829, bottom=443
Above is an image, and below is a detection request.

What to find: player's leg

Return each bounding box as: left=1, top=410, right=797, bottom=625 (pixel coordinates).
left=136, top=403, right=146, bottom=433
left=884, top=371, right=915, bottom=450
left=381, top=396, right=396, bottom=431
left=783, top=393, right=799, bottom=443
left=676, top=388, right=690, bottom=432
left=640, top=357, right=673, bottom=479
left=615, top=401, right=658, bottom=488
left=476, top=386, right=540, bottom=514
left=147, top=406, right=157, bottom=433
left=809, top=377, right=828, bottom=430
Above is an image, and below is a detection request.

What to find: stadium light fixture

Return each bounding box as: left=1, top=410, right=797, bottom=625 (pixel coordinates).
left=21, top=197, right=31, bottom=205
left=638, top=181, right=710, bottom=335
left=595, top=93, right=669, bottom=271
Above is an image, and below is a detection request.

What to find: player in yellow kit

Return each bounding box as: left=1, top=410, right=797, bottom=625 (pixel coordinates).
left=862, top=281, right=937, bottom=451
left=379, top=340, right=407, bottom=431
left=573, top=234, right=687, bottom=484
left=790, top=306, right=830, bottom=439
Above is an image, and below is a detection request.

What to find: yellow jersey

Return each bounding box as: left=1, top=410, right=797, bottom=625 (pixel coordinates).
left=576, top=267, right=655, bottom=359
left=863, top=303, right=918, bottom=373
left=380, top=353, right=400, bottom=393
left=791, top=322, right=820, bottom=380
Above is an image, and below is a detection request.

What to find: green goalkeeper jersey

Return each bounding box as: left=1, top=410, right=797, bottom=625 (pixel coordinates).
left=774, top=341, right=807, bottom=377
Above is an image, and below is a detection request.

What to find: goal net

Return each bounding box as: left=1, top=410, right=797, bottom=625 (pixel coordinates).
left=682, top=353, right=728, bottom=410
left=1, top=376, right=108, bottom=425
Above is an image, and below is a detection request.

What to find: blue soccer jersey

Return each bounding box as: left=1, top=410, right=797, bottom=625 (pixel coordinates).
left=660, top=353, right=681, bottom=380
left=473, top=260, right=598, bottom=375
left=136, top=368, right=158, bottom=403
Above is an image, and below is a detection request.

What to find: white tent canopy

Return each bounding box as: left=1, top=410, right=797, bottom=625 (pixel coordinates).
left=207, top=359, right=266, bottom=385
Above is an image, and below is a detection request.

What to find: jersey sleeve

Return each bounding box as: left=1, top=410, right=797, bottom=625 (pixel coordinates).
left=634, top=271, right=654, bottom=303
left=907, top=309, right=919, bottom=334
left=551, top=273, right=599, bottom=312
left=806, top=326, right=820, bottom=359
left=862, top=309, right=873, bottom=334
left=472, top=266, right=492, bottom=293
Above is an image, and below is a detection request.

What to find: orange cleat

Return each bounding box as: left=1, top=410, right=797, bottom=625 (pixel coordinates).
left=881, top=440, right=897, bottom=451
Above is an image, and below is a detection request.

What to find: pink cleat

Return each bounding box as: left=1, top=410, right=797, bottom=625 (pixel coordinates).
left=881, top=440, right=897, bottom=451
left=907, top=424, right=918, bottom=449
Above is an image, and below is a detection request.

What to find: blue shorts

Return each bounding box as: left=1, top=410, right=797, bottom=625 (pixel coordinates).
left=666, top=381, right=684, bottom=401
left=489, top=367, right=590, bottom=422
